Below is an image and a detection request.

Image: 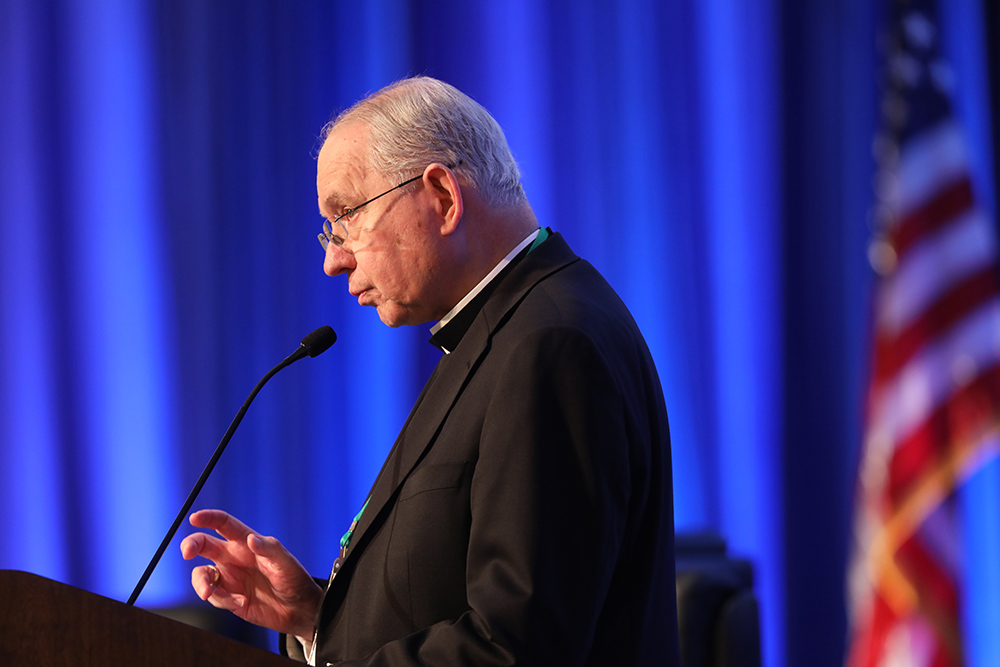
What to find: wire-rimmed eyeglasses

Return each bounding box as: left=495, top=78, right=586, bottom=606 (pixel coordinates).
left=318, top=173, right=424, bottom=251
left=317, top=163, right=459, bottom=251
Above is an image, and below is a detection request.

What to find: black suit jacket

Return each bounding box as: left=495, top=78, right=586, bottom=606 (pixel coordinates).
left=297, top=233, right=679, bottom=666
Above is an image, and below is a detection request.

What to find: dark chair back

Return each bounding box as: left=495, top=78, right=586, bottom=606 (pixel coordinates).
left=676, top=532, right=762, bottom=667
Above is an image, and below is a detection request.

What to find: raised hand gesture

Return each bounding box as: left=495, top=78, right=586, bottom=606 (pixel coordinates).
left=180, top=509, right=322, bottom=639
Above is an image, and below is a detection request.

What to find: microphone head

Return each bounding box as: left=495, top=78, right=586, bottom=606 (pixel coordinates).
left=301, top=325, right=337, bottom=357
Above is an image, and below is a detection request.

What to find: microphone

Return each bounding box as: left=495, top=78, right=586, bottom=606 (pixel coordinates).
left=291, top=324, right=337, bottom=360
left=127, top=326, right=337, bottom=606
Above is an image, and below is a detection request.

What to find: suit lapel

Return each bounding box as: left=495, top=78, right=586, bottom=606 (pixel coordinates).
left=341, top=318, right=490, bottom=559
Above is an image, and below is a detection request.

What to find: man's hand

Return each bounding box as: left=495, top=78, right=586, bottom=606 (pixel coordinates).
left=180, top=509, right=323, bottom=639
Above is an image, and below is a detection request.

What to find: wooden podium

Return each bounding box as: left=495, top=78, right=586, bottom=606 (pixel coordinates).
left=0, top=570, right=296, bottom=665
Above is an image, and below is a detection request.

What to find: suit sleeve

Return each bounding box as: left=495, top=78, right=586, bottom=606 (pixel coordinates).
left=330, top=325, right=635, bottom=666
left=280, top=578, right=332, bottom=661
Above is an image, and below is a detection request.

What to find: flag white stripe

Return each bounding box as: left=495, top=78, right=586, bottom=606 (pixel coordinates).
left=869, top=300, right=1000, bottom=445
left=876, top=208, right=997, bottom=335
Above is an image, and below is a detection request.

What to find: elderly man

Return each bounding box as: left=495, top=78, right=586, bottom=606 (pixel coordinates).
left=181, top=76, right=680, bottom=666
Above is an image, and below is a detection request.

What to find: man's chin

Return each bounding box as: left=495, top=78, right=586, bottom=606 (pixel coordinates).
left=375, top=303, right=432, bottom=329
left=375, top=304, right=408, bottom=328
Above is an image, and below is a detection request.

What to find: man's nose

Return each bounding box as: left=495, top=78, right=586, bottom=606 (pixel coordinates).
left=324, top=242, right=356, bottom=277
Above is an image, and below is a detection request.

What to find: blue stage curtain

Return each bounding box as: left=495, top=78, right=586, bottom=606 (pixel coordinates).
left=0, top=1, right=997, bottom=665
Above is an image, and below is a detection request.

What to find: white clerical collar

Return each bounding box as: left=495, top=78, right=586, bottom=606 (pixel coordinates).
left=429, top=228, right=541, bottom=346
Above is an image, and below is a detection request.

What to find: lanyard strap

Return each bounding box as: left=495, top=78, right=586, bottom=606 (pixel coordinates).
left=340, top=497, right=370, bottom=550
left=527, top=227, right=550, bottom=254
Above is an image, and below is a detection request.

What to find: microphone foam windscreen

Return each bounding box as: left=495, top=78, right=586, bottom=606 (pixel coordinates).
left=301, top=325, right=337, bottom=357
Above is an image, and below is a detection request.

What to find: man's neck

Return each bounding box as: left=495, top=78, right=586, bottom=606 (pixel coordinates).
left=430, top=227, right=541, bottom=339
left=449, top=202, right=538, bottom=306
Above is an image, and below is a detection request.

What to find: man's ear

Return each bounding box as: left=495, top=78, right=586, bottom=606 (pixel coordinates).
left=423, top=163, right=464, bottom=236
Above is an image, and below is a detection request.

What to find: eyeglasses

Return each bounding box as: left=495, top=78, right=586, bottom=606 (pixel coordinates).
left=318, top=173, right=423, bottom=250
left=317, top=162, right=460, bottom=251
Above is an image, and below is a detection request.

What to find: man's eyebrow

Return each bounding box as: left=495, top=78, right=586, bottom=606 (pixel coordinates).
left=321, top=192, right=350, bottom=215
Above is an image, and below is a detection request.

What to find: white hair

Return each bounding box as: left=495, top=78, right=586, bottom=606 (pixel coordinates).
left=324, top=76, right=526, bottom=208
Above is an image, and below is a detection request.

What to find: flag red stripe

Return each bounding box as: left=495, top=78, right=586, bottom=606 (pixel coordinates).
left=897, top=533, right=960, bottom=617
left=848, top=535, right=962, bottom=667
left=848, top=594, right=898, bottom=667
left=897, top=534, right=963, bottom=666
left=893, top=177, right=975, bottom=258
left=888, top=362, right=1000, bottom=504
left=873, top=267, right=1000, bottom=385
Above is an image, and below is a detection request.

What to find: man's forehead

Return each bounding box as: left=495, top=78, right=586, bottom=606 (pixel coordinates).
left=317, top=123, right=372, bottom=209
left=319, top=125, right=371, bottom=173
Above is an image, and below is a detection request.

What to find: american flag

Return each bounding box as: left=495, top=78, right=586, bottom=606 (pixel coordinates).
left=846, top=1, right=1000, bottom=665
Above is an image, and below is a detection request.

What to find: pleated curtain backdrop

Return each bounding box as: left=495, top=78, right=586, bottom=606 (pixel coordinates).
left=1, top=1, right=998, bottom=665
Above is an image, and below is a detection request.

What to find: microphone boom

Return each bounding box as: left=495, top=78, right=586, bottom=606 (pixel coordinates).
left=126, top=326, right=336, bottom=606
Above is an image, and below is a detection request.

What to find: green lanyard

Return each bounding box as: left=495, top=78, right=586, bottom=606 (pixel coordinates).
left=340, top=498, right=370, bottom=551
left=527, top=227, right=550, bottom=254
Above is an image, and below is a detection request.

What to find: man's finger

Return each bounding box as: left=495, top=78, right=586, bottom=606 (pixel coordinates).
left=189, top=509, right=255, bottom=542
left=204, top=586, right=247, bottom=612
left=247, top=533, right=316, bottom=587
left=246, top=533, right=282, bottom=558
left=247, top=533, right=303, bottom=573
left=191, top=564, right=222, bottom=601
left=179, top=531, right=228, bottom=561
